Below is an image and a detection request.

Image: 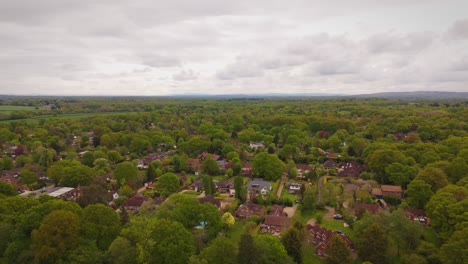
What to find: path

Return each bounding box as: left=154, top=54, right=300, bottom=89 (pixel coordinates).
left=306, top=206, right=335, bottom=226
left=276, top=176, right=287, bottom=198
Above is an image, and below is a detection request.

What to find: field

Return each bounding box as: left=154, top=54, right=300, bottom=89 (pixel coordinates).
left=0, top=105, right=38, bottom=112
left=0, top=111, right=138, bottom=123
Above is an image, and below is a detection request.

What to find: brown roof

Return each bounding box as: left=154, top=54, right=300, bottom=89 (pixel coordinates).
left=323, top=159, right=337, bottom=168
left=355, top=203, right=382, bottom=215
left=198, top=195, right=221, bottom=208
left=381, top=185, right=402, bottom=193
left=124, top=194, right=149, bottom=207
left=263, top=215, right=290, bottom=227
left=372, top=188, right=383, bottom=196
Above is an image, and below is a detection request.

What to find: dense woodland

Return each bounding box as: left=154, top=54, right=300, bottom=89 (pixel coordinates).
left=0, top=97, right=467, bottom=264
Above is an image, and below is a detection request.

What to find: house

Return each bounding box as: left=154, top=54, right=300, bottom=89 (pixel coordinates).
left=144, top=152, right=169, bottom=164
left=241, top=162, right=253, bottom=177
left=355, top=203, right=382, bottom=215
left=404, top=208, right=428, bottom=225
left=372, top=185, right=403, bottom=199
left=235, top=202, right=265, bottom=219
left=306, top=224, right=353, bottom=257
left=124, top=194, right=150, bottom=212
left=249, top=142, right=264, bottom=150
left=214, top=180, right=233, bottom=193
left=261, top=215, right=291, bottom=235
left=337, top=161, right=363, bottom=177
left=137, top=159, right=147, bottom=169
left=198, top=195, right=221, bottom=209
left=198, top=152, right=222, bottom=161
left=323, top=160, right=337, bottom=170
left=187, top=179, right=204, bottom=192
left=285, top=182, right=302, bottom=194
left=296, top=164, right=312, bottom=179
left=247, top=178, right=272, bottom=195
left=269, top=204, right=288, bottom=217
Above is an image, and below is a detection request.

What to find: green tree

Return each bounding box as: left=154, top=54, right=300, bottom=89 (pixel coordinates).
left=221, top=212, right=235, bottom=228
left=81, top=204, right=121, bottom=250
left=114, top=161, right=138, bottom=186
left=366, top=148, right=405, bottom=183
left=252, top=152, right=285, bottom=181
left=238, top=234, right=256, bottom=264
left=201, top=156, right=220, bottom=176
left=81, top=151, right=95, bottom=167
left=406, top=179, right=433, bottom=209
left=32, top=210, right=80, bottom=263
left=357, top=223, right=388, bottom=264
left=302, top=186, right=316, bottom=211
left=234, top=176, right=245, bottom=202
left=439, top=227, right=468, bottom=264
left=326, top=234, right=352, bottom=264
left=197, top=236, right=238, bottom=264
left=425, top=184, right=467, bottom=239
left=385, top=162, right=417, bottom=187
left=202, top=175, right=215, bottom=195
left=2, top=155, right=13, bottom=170
left=19, top=169, right=38, bottom=188
left=447, top=157, right=468, bottom=183
left=255, top=234, right=294, bottom=264
left=157, top=173, right=180, bottom=197
left=107, top=237, right=137, bottom=264
left=415, top=167, right=449, bottom=192
left=0, top=182, right=17, bottom=196
left=281, top=226, right=302, bottom=264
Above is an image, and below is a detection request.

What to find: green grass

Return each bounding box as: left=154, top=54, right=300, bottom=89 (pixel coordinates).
left=280, top=187, right=297, bottom=201
left=0, top=111, right=138, bottom=123
left=0, top=105, right=38, bottom=112
left=320, top=219, right=355, bottom=241
left=294, top=208, right=327, bottom=225
left=225, top=221, right=245, bottom=244
left=422, top=227, right=440, bottom=246
left=302, top=244, right=325, bottom=264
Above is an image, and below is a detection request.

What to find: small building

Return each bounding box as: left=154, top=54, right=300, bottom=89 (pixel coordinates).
left=247, top=178, right=272, bottom=195
left=241, top=162, right=253, bottom=177
left=296, top=164, right=312, bottom=179
left=187, top=179, right=204, bottom=192
left=306, top=224, right=353, bottom=258
left=355, top=203, right=382, bottom=215
left=214, top=180, right=233, bottom=193
left=285, top=182, right=302, bottom=194
left=261, top=215, right=291, bottom=235
left=323, top=160, right=337, bottom=170
left=235, top=202, right=265, bottom=219
left=372, top=185, right=403, bottom=199
left=404, top=208, right=428, bottom=225
left=124, top=194, right=150, bottom=212
left=249, top=142, right=265, bottom=150
left=198, top=195, right=221, bottom=209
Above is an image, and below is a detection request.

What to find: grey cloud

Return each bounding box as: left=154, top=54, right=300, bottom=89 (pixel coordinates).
left=140, top=54, right=180, bottom=68
left=216, top=58, right=264, bottom=80
left=367, top=31, right=434, bottom=54
left=446, top=19, right=468, bottom=39
left=173, top=69, right=199, bottom=81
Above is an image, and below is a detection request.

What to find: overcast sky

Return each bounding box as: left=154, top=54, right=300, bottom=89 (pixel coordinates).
left=1, top=0, right=467, bottom=96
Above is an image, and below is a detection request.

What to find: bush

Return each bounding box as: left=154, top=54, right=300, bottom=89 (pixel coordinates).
left=383, top=195, right=401, bottom=206
left=316, top=215, right=323, bottom=224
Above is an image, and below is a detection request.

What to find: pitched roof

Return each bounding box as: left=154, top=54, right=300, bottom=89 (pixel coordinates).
left=355, top=203, right=382, bottom=215
left=247, top=178, right=272, bottom=191
left=381, top=185, right=402, bottom=193
left=323, top=159, right=337, bottom=168
left=263, top=215, right=290, bottom=227
left=124, top=194, right=149, bottom=207
left=198, top=195, right=221, bottom=208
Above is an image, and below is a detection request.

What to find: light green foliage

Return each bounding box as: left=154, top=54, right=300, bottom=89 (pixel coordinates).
left=221, top=212, right=235, bottom=228
left=415, top=167, right=449, bottom=192
left=357, top=223, right=388, bottom=264
left=302, top=186, right=317, bottom=211
left=439, top=227, right=468, bottom=264
left=107, top=237, right=137, bottom=264
left=326, top=234, right=352, bottom=264
left=32, top=210, right=81, bottom=263
left=114, top=161, right=138, bottom=186
left=157, top=173, right=180, bottom=197
left=252, top=152, right=285, bottom=181
left=406, top=179, right=433, bottom=209
left=201, top=156, right=219, bottom=176
left=0, top=182, right=17, bottom=196
left=81, top=204, right=121, bottom=250
left=425, top=184, right=468, bottom=240
left=197, top=236, right=238, bottom=264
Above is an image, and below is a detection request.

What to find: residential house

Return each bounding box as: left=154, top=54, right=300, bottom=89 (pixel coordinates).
left=261, top=215, right=291, bottom=235
left=404, top=208, right=428, bottom=225
left=249, top=142, right=264, bottom=150
left=355, top=203, right=382, bottom=215
left=198, top=195, right=221, bottom=209
left=285, top=182, right=302, bottom=194
left=296, top=164, right=312, bottom=179
left=123, top=194, right=150, bottom=212
left=143, top=152, right=169, bottom=164
left=306, top=224, right=353, bottom=257
left=214, top=180, right=233, bottom=194
left=235, top=202, right=265, bottom=219
left=372, top=185, right=403, bottom=199
left=241, top=162, right=253, bottom=177
left=247, top=178, right=272, bottom=195
left=323, top=160, right=337, bottom=170
left=187, top=179, right=204, bottom=192
left=337, top=161, right=364, bottom=177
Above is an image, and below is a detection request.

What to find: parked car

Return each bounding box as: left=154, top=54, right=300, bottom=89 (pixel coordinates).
left=333, top=214, right=343, bottom=220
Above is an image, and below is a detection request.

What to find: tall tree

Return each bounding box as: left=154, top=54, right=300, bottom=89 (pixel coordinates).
left=326, top=234, right=352, bottom=264
left=157, top=173, right=180, bottom=197
left=238, top=234, right=256, bottom=264
left=114, top=161, right=138, bottom=187
left=302, top=186, right=317, bottom=211
left=357, top=223, right=388, bottom=264
left=201, top=156, right=220, bottom=176
left=197, top=236, right=238, bottom=264
left=252, top=152, right=285, bottom=181
left=234, top=176, right=245, bottom=202
left=406, top=179, right=433, bottom=209
left=415, top=167, right=448, bottom=192
left=439, top=227, right=468, bottom=264
left=81, top=204, right=121, bottom=250
left=32, top=210, right=81, bottom=263
left=281, top=226, right=303, bottom=264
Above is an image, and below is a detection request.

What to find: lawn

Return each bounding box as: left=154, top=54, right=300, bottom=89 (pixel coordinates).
left=280, top=187, right=297, bottom=202
left=293, top=208, right=327, bottom=225
left=0, top=105, right=38, bottom=112
left=302, top=244, right=325, bottom=264
left=225, top=221, right=245, bottom=244
left=320, top=219, right=355, bottom=241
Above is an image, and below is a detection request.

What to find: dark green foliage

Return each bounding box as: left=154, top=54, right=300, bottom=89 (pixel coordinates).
left=0, top=182, right=16, bottom=196
left=357, top=223, right=388, bottom=264
left=281, top=226, right=303, bottom=264
left=326, top=234, right=352, bottom=264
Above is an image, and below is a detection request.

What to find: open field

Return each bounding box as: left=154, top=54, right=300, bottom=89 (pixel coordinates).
left=0, top=105, right=38, bottom=112
left=0, top=111, right=138, bottom=123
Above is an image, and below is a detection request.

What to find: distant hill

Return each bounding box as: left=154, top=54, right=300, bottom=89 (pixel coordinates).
left=350, top=91, right=468, bottom=99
